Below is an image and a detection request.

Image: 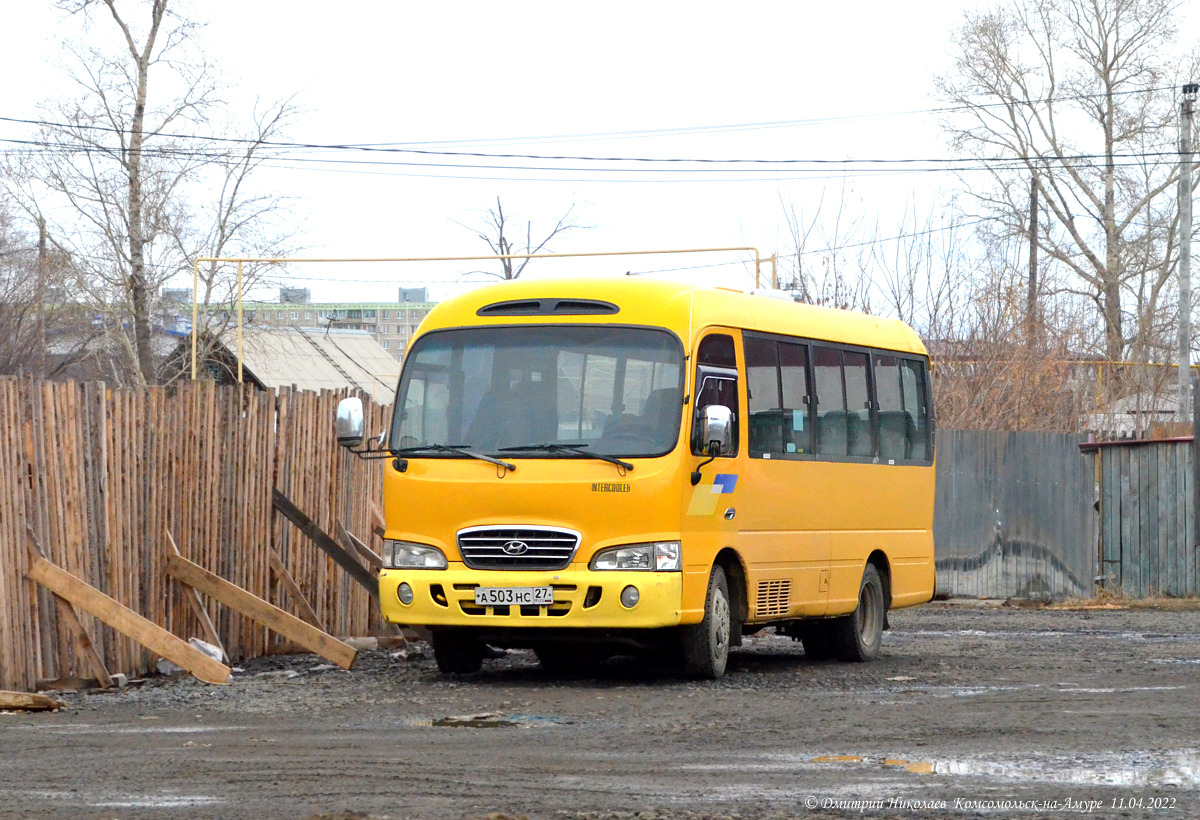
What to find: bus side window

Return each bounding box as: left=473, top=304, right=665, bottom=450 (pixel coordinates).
left=697, top=334, right=736, bottom=368
left=900, top=359, right=932, bottom=461
left=779, top=342, right=812, bottom=454
left=874, top=354, right=908, bottom=462
left=692, top=334, right=739, bottom=457
left=843, top=350, right=873, bottom=458
left=812, top=346, right=848, bottom=457
left=745, top=336, right=782, bottom=454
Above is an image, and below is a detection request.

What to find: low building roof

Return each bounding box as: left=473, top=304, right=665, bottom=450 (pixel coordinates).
left=218, top=327, right=398, bottom=403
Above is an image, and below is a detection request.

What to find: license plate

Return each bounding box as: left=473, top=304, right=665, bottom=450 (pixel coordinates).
left=474, top=586, right=554, bottom=606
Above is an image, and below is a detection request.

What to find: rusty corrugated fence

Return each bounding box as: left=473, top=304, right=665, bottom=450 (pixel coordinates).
left=934, top=430, right=1097, bottom=599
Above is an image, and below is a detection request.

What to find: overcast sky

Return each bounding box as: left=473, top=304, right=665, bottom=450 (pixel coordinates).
left=3, top=1, right=1194, bottom=305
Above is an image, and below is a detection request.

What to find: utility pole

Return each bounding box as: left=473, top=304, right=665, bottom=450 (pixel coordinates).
left=1179, top=83, right=1198, bottom=424
left=1028, top=174, right=1039, bottom=338
left=36, top=216, right=47, bottom=375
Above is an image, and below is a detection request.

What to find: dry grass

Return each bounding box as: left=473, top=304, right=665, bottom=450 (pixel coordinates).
left=1047, top=588, right=1200, bottom=611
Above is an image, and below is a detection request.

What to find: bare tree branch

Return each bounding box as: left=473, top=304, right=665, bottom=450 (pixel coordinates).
left=936, top=0, right=1197, bottom=364
left=456, top=197, right=588, bottom=280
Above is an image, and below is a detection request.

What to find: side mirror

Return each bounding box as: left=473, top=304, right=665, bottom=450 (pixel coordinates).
left=699, top=404, right=733, bottom=456
left=336, top=397, right=364, bottom=448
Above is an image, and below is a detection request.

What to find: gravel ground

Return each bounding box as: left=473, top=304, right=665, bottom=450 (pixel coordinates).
left=2, top=602, right=1198, bottom=820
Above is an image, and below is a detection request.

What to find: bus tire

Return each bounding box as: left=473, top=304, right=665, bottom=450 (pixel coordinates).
left=432, top=629, right=484, bottom=674
left=832, top=564, right=885, bottom=662
left=681, top=564, right=731, bottom=679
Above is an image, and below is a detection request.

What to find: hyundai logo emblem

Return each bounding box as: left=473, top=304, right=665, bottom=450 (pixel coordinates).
left=501, top=540, right=530, bottom=556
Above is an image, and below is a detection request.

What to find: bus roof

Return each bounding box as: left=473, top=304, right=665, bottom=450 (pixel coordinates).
left=419, top=277, right=927, bottom=356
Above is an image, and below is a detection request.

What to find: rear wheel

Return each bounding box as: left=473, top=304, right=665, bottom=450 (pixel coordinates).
left=681, top=565, right=731, bottom=679
left=831, top=564, right=886, bottom=662
left=432, top=629, right=484, bottom=674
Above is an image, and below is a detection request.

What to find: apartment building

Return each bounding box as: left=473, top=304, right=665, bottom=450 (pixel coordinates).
left=239, top=288, right=435, bottom=361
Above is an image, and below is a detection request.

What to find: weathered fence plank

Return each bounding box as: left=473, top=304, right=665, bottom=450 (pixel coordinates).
left=27, top=554, right=231, bottom=685
left=165, top=553, right=356, bottom=670
left=1086, top=438, right=1196, bottom=597
left=272, top=489, right=379, bottom=599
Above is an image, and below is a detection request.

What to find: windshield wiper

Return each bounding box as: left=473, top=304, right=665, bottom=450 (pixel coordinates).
left=498, top=443, right=633, bottom=471
left=392, top=444, right=516, bottom=471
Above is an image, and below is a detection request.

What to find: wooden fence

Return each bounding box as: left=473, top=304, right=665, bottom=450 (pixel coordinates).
left=0, top=378, right=389, bottom=692
left=1090, top=438, right=1197, bottom=597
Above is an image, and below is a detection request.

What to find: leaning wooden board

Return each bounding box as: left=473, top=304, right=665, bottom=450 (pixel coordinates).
left=0, top=690, right=65, bottom=711
left=26, top=556, right=231, bottom=685
left=165, top=552, right=357, bottom=670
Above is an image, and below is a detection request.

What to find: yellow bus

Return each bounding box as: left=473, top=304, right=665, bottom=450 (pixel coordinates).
left=337, top=277, right=935, bottom=678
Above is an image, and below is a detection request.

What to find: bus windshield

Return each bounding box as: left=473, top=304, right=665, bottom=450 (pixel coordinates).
left=390, top=325, right=685, bottom=458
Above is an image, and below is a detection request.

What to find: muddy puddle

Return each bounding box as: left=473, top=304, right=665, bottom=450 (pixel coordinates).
left=790, top=750, right=1200, bottom=789
left=21, top=789, right=225, bottom=809
left=401, top=712, right=574, bottom=729
left=22, top=723, right=247, bottom=735
left=893, top=628, right=1200, bottom=643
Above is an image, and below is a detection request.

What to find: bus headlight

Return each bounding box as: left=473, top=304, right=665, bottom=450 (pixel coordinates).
left=382, top=540, right=447, bottom=569
left=589, top=541, right=681, bottom=571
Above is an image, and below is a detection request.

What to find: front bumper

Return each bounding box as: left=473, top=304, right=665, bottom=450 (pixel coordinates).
left=379, top=565, right=684, bottom=629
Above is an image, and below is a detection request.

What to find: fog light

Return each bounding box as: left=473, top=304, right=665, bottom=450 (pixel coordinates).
left=397, top=582, right=414, bottom=605
left=620, top=585, right=640, bottom=608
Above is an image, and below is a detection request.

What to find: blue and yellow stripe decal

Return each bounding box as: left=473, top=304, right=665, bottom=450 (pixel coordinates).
left=686, top=473, right=738, bottom=516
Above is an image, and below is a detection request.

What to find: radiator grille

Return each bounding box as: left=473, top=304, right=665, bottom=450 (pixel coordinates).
left=457, top=526, right=580, bottom=570
left=756, top=579, right=792, bottom=617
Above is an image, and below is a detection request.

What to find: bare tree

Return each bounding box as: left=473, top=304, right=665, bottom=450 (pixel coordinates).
left=778, top=184, right=875, bottom=312
left=0, top=198, right=101, bottom=378
left=928, top=240, right=1096, bottom=432
left=3, top=1, right=300, bottom=384
left=47, top=0, right=216, bottom=382
left=936, top=0, right=1199, bottom=365
left=878, top=201, right=976, bottom=340
left=0, top=203, right=45, bottom=375
left=777, top=183, right=1104, bottom=431
left=164, top=97, right=303, bottom=383
left=459, top=197, right=585, bottom=279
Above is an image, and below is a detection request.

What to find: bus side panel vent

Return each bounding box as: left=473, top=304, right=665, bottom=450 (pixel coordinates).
left=755, top=579, right=792, bottom=617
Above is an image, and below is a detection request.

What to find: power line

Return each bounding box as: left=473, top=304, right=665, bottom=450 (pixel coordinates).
left=0, top=82, right=1178, bottom=155
left=795, top=218, right=991, bottom=256
left=0, top=88, right=1189, bottom=169
left=358, top=84, right=1180, bottom=148
left=0, top=133, right=1186, bottom=186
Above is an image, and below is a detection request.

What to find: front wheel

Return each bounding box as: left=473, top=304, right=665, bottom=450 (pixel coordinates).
left=681, top=564, right=732, bottom=679
left=831, top=563, right=886, bottom=662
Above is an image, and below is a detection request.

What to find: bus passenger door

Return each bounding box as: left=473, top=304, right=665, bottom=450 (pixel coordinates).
left=680, top=332, right=741, bottom=622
